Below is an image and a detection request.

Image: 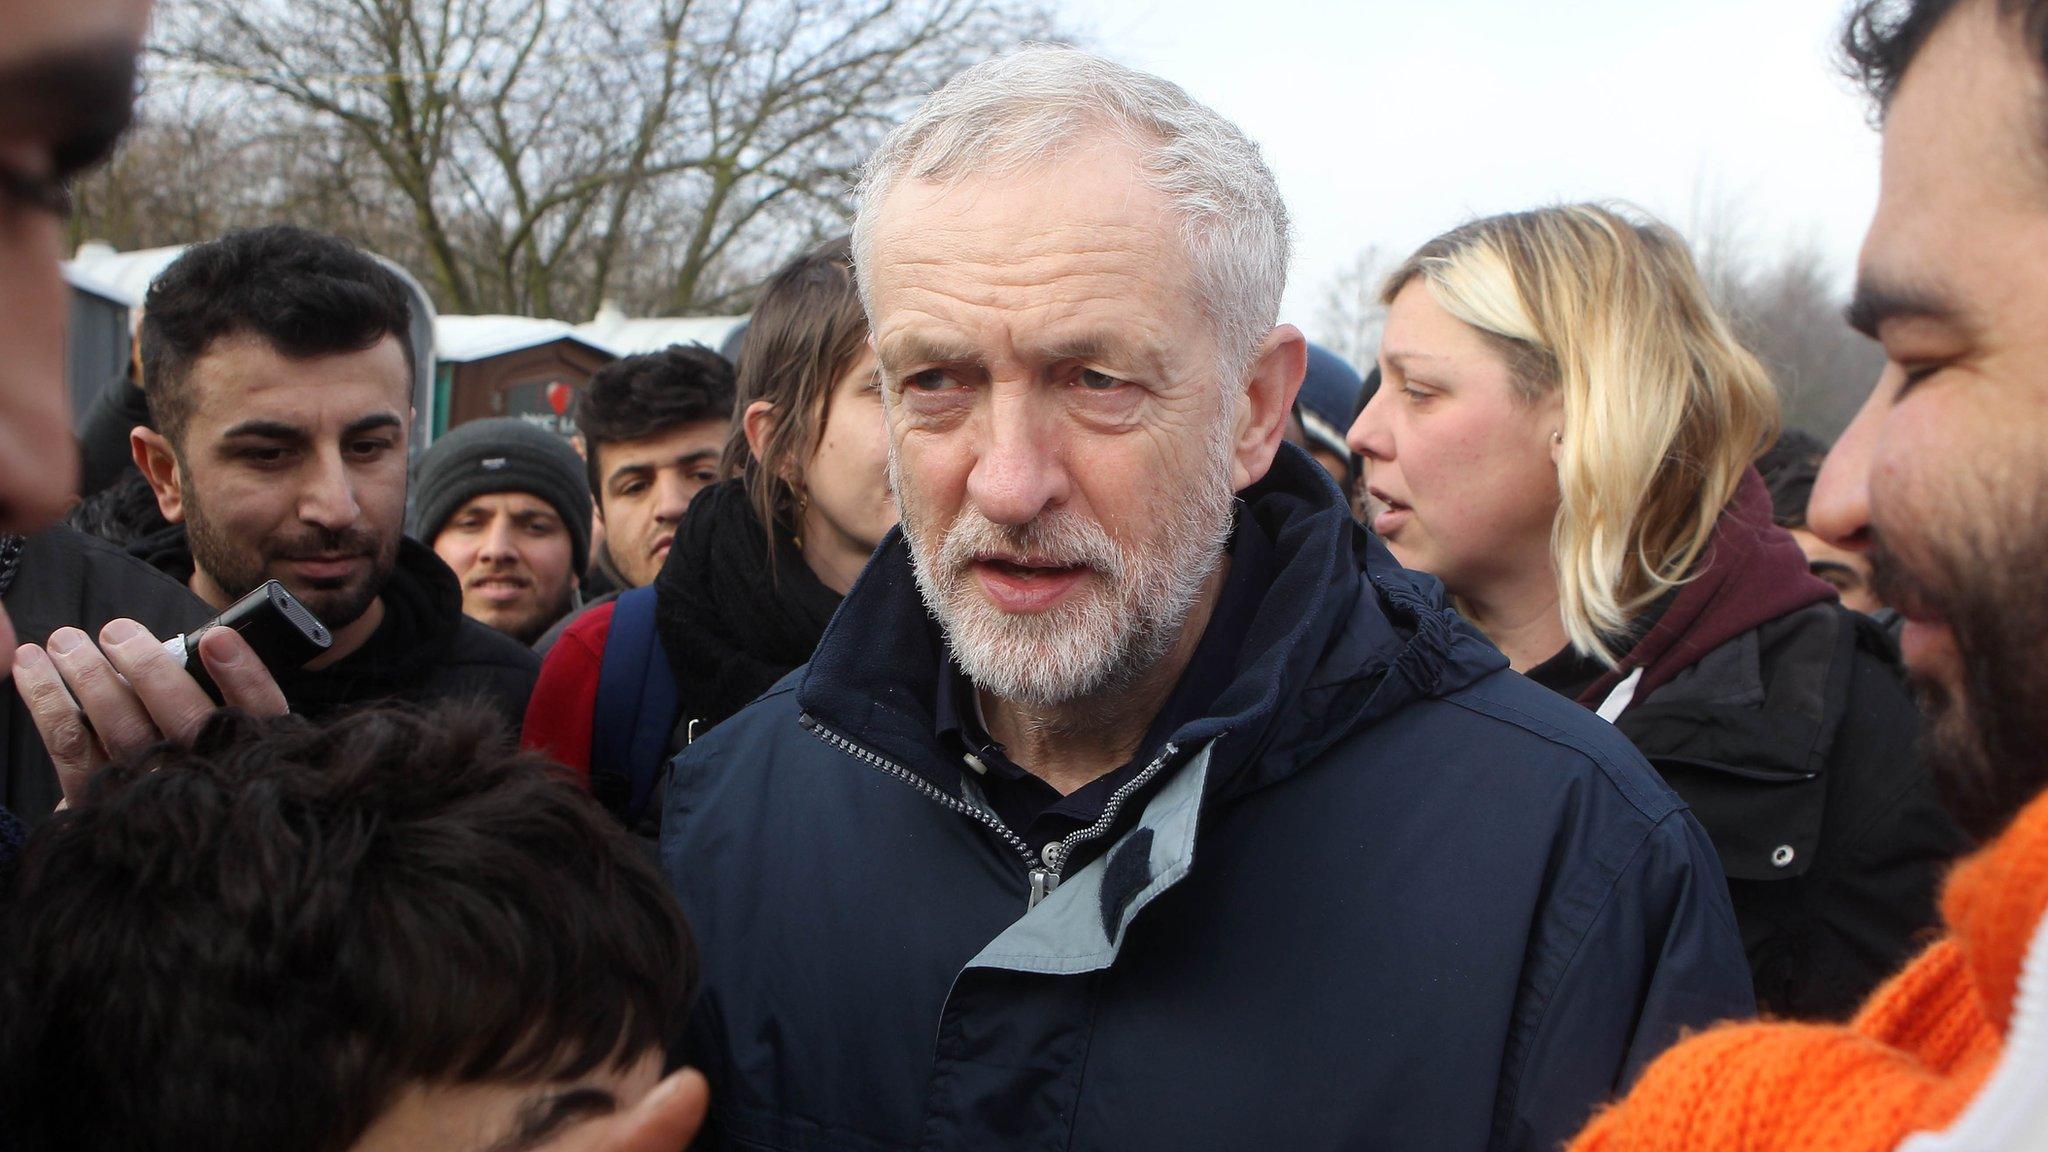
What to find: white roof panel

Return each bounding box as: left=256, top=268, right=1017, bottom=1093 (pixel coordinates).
left=436, top=315, right=613, bottom=363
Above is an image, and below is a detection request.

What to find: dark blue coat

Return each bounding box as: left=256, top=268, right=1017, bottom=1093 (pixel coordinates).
left=661, top=447, right=1753, bottom=1152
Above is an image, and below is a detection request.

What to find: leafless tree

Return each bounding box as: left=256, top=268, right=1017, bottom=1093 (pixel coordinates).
left=1686, top=187, right=1882, bottom=443
left=1311, top=246, right=1388, bottom=374
left=91, top=0, right=1055, bottom=318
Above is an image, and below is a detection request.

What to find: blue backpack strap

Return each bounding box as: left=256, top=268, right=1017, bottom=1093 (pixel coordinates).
left=592, top=586, right=680, bottom=826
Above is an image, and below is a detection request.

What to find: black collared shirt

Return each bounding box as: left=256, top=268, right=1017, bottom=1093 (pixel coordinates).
left=934, top=508, right=1271, bottom=855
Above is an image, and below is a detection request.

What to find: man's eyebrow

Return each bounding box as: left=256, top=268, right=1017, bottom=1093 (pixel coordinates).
left=1026, top=333, right=1167, bottom=376
left=220, top=420, right=309, bottom=442
left=1844, top=276, right=1960, bottom=339
left=0, top=41, right=139, bottom=174
left=877, top=333, right=981, bottom=370
left=344, top=413, right=405, bottom=437
left=483, top=1087, right=619, bottom=1152
left=604, top=461, right=655, bottom=486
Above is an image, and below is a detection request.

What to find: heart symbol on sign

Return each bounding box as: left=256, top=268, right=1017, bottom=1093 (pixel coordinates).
left=547, top=381, right=574, bottom=417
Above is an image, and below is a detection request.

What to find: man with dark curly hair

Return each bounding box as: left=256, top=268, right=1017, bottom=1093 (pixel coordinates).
left=0, top=704, right=709, bottom=1151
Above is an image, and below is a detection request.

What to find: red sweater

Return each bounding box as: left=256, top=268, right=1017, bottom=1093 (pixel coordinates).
left=521, top=600, right=616, bottom=780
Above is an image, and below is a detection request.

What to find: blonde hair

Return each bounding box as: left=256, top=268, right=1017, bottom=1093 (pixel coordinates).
left=1382, top=204, right=1780, bottom=664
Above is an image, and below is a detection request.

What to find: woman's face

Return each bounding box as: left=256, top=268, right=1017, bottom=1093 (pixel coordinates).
left=1347, top=281, right=1562, bottom=599
left=802, top=345, right=899, bottom=575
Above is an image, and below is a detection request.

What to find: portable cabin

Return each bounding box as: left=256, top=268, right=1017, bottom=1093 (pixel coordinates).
left=432, top=316, right=616, bottom=439
left=574, top=303, right=748, bottom=361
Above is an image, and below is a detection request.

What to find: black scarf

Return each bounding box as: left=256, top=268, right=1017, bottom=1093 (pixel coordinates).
left=654, top=478, right=843, bottom=734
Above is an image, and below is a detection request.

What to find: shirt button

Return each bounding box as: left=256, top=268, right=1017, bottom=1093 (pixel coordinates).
left=1771, top=844, right=1797, bottom=868
left=963, top=753, right=987, bottom=775
left=1041, top=842, right=1061, bottom=867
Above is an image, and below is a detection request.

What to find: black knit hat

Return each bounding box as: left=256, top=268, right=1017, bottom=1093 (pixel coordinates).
left=410, top=417, right=592, bottom=574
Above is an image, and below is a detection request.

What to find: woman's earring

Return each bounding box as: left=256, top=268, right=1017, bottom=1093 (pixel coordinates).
left=1551, top=431, right=1563, bottom=445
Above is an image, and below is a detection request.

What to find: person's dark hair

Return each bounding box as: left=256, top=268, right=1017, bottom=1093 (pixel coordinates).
left=139, top=225, right=416, bottom=451
left=63, top=468, right=170, bottom=547
left=1756, top=428, right=1830, bottom=530
left=573, top=344, right=737, bottom=502
left=1842, top=0, right=2048, bottom=111
left=0, top=705, right=695, bottom=1152
left=720, top=236, right=870, bottom=565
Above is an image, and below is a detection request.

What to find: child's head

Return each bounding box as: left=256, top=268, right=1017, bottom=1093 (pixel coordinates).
left=0, top=704, right=696, bottom=1152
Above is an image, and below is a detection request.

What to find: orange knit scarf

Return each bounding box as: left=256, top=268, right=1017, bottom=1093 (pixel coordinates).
left=1570, top=787, right=2048, bottom=1152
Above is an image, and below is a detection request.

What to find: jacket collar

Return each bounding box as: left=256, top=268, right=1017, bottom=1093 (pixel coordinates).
left=1581, top=468, right=1837, bottom=711
left=795, top=444, right=1509, bottom=804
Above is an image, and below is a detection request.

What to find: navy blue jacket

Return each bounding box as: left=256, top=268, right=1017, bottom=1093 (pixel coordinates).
left=661, top=447, right=1754, bottom=1152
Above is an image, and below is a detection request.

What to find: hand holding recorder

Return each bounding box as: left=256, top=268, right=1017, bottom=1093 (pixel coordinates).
left=11, top=581, right=327, bottom=809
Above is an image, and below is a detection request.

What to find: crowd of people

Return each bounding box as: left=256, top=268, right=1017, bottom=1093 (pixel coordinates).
left=2, top=0, right=2047, bottom=1148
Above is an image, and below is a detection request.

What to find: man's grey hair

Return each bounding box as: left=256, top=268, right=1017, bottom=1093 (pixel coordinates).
left=852, top=45, right=1293, bottom=380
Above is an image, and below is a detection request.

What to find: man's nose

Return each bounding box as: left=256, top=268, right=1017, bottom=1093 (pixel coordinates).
left=477, top=517, right=518, bottom=563
left=1809, top=368, right=1890, bottom=552
left=296, top=450, right=362, bottom=530
left=965, top=386, right=1068, bottom=527
left=652, top=470, right=693, bottom=524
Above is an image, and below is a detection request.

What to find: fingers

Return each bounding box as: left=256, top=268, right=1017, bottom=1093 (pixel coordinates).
left=194, top=628, right=289, bottom=717
left=90, top=619, right=221, bottom=750
left=556, top=1069, right=709, bottom=1152
left=12, top=619, right=292, bottom=813
left=11, top=641, right=109, bottom=808
left=41, top=623, right=168, bottom=762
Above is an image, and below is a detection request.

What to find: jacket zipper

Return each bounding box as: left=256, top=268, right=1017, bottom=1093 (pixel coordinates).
left=799, top=712, right=1043, bottom=892
left=799, top=712, right=1185, bottom=912
left=1039, top=742, right=1179, bottom=885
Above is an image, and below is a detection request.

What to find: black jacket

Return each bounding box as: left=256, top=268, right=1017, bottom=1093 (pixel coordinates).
left=131, top=526, right=538, bottom=726
left=1568, top=470, right=1965, bottom=1019
left=1, top=527, right=213, bottom=827
left=662, top=447, right=1753, bottom=1152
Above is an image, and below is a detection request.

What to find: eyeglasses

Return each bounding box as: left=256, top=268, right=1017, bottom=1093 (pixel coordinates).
left=0, top=164, right=73, bottom=219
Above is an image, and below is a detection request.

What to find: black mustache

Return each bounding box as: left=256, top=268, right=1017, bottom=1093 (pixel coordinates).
left=1867, top=534, right=1945, bottom=620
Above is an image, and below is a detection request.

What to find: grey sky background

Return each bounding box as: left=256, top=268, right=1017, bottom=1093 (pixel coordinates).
left=1057, top=0, right=1881, bottom=350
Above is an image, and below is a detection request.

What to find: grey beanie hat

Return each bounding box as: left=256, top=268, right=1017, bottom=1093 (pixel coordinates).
left=410, top=417, right=592, bottom=574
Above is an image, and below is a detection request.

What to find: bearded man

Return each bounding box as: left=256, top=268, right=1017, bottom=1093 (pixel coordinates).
left=119, top=226, right=537, bottom=721
left=657, top=46, right=1752, bottom=1152
left=1566, top=0, right=2048, bottom=1148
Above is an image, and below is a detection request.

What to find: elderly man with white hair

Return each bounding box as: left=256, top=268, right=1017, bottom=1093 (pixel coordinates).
left=655, top=46, right=1753, bottom=1151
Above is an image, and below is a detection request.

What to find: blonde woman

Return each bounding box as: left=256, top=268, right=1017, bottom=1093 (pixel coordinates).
left=1348, top=204, right=1965, bottom=1019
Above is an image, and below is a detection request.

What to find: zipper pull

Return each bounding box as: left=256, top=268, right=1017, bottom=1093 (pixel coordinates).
left=1028, top=867, right=1059, bottom=909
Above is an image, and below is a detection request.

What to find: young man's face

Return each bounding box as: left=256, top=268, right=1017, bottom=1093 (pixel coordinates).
left=593, top=417, right=727, bottom=588
left=432, top=490, right=578, bottom=645
left=350, top=1051, right=663, bottom=1152
left=141, top=333, right=412, bottom=628
left=0, top=0, right=148, bottom=668
left=1813, top=0, right=2048, bottom=839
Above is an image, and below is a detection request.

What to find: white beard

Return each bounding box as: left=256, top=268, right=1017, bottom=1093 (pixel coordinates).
left=895, top=419, right=1237, bottom=709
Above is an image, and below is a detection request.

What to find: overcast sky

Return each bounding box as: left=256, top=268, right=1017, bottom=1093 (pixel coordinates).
left=1057, top=0, right=1881, bottom=344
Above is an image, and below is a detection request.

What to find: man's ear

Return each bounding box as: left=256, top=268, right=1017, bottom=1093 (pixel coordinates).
left=742, top=400, right=779, bottom=466
left=1230, top=324, right=1309, bottom=492
left=130, top=427, right=187, bottom=525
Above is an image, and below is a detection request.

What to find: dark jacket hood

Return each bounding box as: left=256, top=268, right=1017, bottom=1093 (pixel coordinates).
left=1580, top=467, right=1837, bottom=711
left=796, top=444, right=1509, bottom=802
